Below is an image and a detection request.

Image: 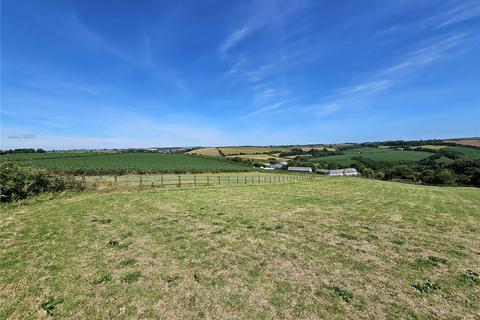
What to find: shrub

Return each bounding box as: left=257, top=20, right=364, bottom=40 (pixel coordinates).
left=433, top=169, right=456, bottom=185
left=0, top=161, right=84, bottom=202
left=332, top=286, right=354, bottom=302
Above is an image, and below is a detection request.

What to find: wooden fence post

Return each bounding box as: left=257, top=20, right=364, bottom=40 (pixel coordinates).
left=218, top=176, right=220, bottom=185
left=207, top=176, right=210, bottom=186
left=161, top=175, right=164, bottom=187
left=244, top=176, right=247, bottom=184
left=194, top=175, right=197, bottom=187
left=178, top=175, right=181, bottom=187
left=114, top=175, right=117, bottom=185
left=140, top=175, right=143, bottom=187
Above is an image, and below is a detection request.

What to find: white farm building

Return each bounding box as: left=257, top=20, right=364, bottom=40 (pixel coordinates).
left=288, top=166, right=312, bottom=173
left=316, top=168, right=359, bottom=176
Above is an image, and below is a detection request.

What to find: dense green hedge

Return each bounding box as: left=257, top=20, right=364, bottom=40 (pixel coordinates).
left=0, top=161, right=85, bottom=202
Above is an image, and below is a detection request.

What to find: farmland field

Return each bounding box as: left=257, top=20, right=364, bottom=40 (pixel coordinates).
left=309, top=147, right=435, bottom=164
left=0, top=152, right=251, bottom=174
left=0, top=151, right=115, bottom=161
left=418, top=145, right=448, bottom=150
left=446, top=139, right=480, bottom=147
left=227, top=154, right=287, bottom=161
left=83, top=171, right=308, bottom=188
left=185, top=148, right=221, bottom=157
left=1, top=178, right=478, bottom=319
left=444, top=146, right=480, bottom=159
left=218, top=146, right=290, bottom=155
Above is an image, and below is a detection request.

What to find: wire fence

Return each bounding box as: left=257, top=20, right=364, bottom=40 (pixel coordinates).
left=80, top=174, right=315, bottom=189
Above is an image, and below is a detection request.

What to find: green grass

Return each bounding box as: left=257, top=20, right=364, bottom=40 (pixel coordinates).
left=1, top=178, right=479, bottom=319
left=0, top=151, right=115, bottom=161
left=84, top=172, right=307, bottom=188
left=0, top=152, right=251, bottom=174
left=444, top=146, right=480, bottom=159
left=310, top=147, right=435, bottom=164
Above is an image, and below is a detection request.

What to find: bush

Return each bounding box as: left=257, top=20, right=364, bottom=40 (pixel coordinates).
left=0, top=161, right=84, bottom=202
left=433, top=169, right=456, bottom=185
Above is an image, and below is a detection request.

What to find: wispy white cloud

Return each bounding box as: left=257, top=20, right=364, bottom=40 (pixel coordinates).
left=142, top=27, right=153, bottom=65
left=304, top=32, right=470, bottom=118
left=0, top=110, right=230, bottom=149
left=341, top=80, right=392, bottom=96
left=423, top=0, right=480, bottom=29
left=67, top=14, right=139, bottom=65
left=315, top=103, right=344, bottom=117
left=219, top=27, right=249, bottom=58
left=252, top=88, right=288, bottom=106
left=378, top=33, right=467, bottom=77
left=239, top=102, right=283, bottom=119
left=58, top=81, right=104, bottom=96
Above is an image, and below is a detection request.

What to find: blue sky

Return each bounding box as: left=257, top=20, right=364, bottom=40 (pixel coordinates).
left=1, top=0, right=479, bottom=149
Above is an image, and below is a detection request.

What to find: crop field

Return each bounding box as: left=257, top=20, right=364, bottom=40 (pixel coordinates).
left=227, top=154, right=287, bottom=161
left=1, top=178, right=478, bottom=319
left=309, top=147, right=435, bottom=164
left=446, top=139, right=480, bottom=147
left=0, top=152, right=251, bottom=174
left=444, top=146, right=480, bottom=159
left=299, top=146, right=336, bottom=151
left=218, top=146, right=290, bottom=156
left=0, top=151, right=115, bottom=161
left=418, top=145, right=448, bottom=150
left=185, top=148, right=222, bottom=157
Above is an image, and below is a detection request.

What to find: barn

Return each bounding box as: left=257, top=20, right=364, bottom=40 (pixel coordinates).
left=288, top=166, right=312, bottom=173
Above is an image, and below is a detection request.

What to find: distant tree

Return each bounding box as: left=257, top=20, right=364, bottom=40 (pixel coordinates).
left=361, top=168, right=375, bottom=178
left=433, top=169, right=456, bottom=185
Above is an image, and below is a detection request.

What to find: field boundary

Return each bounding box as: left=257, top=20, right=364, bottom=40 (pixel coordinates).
left=81, top=174, right=316, bottom=189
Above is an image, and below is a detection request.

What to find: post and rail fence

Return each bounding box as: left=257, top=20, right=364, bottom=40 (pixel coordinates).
left=81, top=174, right=316, bottom=190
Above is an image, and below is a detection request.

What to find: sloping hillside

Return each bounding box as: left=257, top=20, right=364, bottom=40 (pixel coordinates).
left=1, top=178, right=479, bottom=319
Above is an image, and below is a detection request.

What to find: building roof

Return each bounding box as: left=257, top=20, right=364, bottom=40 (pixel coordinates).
left=288, top=166, right=312, bottom=172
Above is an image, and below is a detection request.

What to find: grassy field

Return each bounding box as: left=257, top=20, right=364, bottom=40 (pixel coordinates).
left=187, top=146, right=335, bottom=159
left=185, top=148, right=222, bottom=157
left=444, top=146, right=480, bottom=159
left=310, top=147, right=435, bottom=164
left=218, top=146, right=290, bottom=156
left=83, top=171, right=307, bottom=188
left=0, top=152, right=251, bottom=174
left=418, top=145, right=448, bottom=150
left=1, top=178, right=478, bottom=319
left=227, top=154, right=288, bottom=161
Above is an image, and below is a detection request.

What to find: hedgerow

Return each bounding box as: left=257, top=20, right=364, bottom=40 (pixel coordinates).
left=0, top=161, right=85, bottom=202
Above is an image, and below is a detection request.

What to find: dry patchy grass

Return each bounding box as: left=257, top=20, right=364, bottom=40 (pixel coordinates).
left=1, top=178, right=479, bottom=319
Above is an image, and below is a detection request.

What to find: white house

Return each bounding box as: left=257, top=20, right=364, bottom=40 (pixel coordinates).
left=270, top=162, right=286, bottom=170
left=343, top=168, right=359, bottom=176
left=288, top=166, right=312, bottom=173
left=316, top=168, right=359, bottom=176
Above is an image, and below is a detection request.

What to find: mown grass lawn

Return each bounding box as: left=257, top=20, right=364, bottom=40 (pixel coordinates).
left=1, top=178, right=479, bottom=319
